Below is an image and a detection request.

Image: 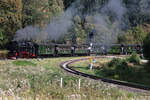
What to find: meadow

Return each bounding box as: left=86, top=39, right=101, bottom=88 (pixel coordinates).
left=70, top=55, right=150, bottom=87
left=0, top=57, right=149, bottom=100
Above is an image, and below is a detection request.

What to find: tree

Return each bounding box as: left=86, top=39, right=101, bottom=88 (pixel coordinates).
left=143, top=32, right=150, bottom=60
left=0, top=28, right=7, bottom=49
left=0, top=0, right=22, bottom=48
left=118, top=25, right=147, bottom=44
left=22, top=0, right=64, bottom=27
left=73, top=16, right=86, bottom=44
left=68, top=16, right=86, bottom=44
left=63, top=0, right=75, bottom=9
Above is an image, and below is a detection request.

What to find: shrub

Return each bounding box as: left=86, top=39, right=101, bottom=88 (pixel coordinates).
left=103, top=58, right=130, bottom=78
left=108, top=58, right=122, bottom=67
left=115, top=59, right=130, bottom=75
left=143, top=32, right=150, bottom=60
left=127, top=52, right=140, bottom=64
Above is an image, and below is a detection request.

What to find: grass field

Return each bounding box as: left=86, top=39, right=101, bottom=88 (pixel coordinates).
left=69, top=58, right=112, bottom=76
left=0, top=57, right=150, bottom=99
left=70, top=57, right=150, bottom=86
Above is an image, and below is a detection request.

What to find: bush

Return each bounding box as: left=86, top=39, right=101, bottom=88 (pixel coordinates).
left=108, top=58, right=129, bottom=72
left=127, top=52, right=140, bottom=64
left=108, top=58, right=129, bottom=69
left=143, top=32, right=150, bottom=60
left=115, top=60, right=130, bottom=75
left=105, top=58, right=130, bottom=77
left=108, top=58, right=122, bottom=67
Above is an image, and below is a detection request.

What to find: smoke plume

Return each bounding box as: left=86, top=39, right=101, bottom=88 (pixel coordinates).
left=14, top=2, right=77, bottom=42
left=140, top=0, right=150, bottom=14
left=90, top=0, right=126, bottom=44
left=15, top=0, right=150, bottom=45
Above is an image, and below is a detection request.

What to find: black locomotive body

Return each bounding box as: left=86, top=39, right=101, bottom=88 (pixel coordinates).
left=7, top=41, right=142, bottom=59
left=7, top=41, right=38, bottom=58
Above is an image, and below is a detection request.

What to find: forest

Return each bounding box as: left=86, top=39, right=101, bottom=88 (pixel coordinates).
left=0, top=0, right=150, bottom=48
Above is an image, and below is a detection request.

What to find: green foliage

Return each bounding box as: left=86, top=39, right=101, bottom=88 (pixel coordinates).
left=67, top=15, right=86, bottom=44
left=0, top=28, right=7, bottom=48
left=127, top=52, right=140, bottom=64
left=107, top=58, right=129, bottom=74
left=118, top=26, right=147, bottom=44
left=115, top=60, right=129, bottom=76
left=108, top=58, right=121, bottom=67
left=0, top=0, right=65, bottom=48
left=22, top=0, right=64, bottom=27
left=13, top=60, right=37, bottom=66
left=0, top=1, right=22, bottom=48
left=0, top=0, right=150, bottom=47
left=71, top=57, right=150, bottom=86
left=95, top=58, right=150, bottom=85
left=131, top=26, right=147, bottom=44
left=73, top=16, right=86, bottom=44
left=99, top=58, right=130, bottom=78
left=143, top=32, right=150, bottom=60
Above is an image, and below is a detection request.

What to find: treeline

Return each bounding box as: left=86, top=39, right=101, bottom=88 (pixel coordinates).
left=0, top=0, right=65, bottom=48
left=0, top=0, right=150, bottom=48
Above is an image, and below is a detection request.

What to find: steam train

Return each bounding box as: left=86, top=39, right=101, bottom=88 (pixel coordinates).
left=7, top=41, right=142, bottom=59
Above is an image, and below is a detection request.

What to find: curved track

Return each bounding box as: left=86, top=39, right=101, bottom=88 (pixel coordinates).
left=60, top=56, right=150, bottom=93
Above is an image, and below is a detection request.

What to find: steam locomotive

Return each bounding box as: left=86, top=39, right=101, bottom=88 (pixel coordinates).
left=7, top=41, right=142, bottom=59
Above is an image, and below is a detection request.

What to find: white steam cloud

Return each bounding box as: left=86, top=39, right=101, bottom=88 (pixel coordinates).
left=91, top=0, right=126, bottom=44
left=140, top=0, right=150, bottom=14
left=44, top=5, right=77, bottom=41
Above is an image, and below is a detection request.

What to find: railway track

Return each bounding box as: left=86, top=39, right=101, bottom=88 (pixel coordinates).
left=60, top=56, right=150, bottom=93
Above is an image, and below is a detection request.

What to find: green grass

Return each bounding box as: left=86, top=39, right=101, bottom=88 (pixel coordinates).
left=70, top=58, right=112, bottom=76
left=70, top=56, right=150, bottom=87
left=13, top=60, right=37, bottom=66
left=0, top=57, right=149, bottom=99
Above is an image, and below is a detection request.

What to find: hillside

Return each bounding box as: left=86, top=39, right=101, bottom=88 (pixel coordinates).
left=0, top=0, right=150, bottom=48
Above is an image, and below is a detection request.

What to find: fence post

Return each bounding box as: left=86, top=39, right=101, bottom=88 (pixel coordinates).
left=90, top=63, right=93, bottom=70
left=78, top=78, right=81, bottom=91
left=60, top=77, right=63, bottom=88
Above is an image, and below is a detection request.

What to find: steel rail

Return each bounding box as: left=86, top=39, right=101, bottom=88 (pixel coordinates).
left=60, top=56, right=150, bottom=92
